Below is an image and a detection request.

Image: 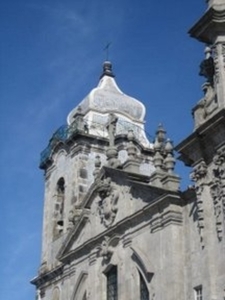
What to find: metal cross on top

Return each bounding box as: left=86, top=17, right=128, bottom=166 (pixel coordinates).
left=104, top=42, right=112, bottom=61
left=106, top=113, right=118, bottom=147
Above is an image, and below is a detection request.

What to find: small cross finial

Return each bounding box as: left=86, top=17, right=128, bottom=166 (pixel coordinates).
left=104, top=42, right=112, bottom=61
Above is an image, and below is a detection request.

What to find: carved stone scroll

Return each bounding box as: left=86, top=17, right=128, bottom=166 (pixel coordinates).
left=213, top=45, right=219, bottom=84
left=191, top=160, right=207, bottom=245
left=210, top=146, right=225, bottom=241
left=213, top=43, right=225, bottom=85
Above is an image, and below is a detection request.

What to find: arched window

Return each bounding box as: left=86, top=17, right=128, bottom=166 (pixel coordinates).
left=106, top=265, right=118, bottom=300
left=53, top=178, right=65, bottom=238
left=139, top=272, right=149, bottom=300
left=57, top=177, right=65, bottom=232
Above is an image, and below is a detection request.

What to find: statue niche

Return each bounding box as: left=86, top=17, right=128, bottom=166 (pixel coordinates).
left=193, top=46, right=218, bottom=128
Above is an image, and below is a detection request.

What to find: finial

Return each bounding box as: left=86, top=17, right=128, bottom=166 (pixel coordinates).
left=156, top=123, right=166, bottom=143
left=153, top=150, right=163, bottom=171
left=126, top=130, right=138, bottom=159
left=127, top=129, right=135, bottom=141
left=77, top=105, right=82, bottom=113
left=164, top=139, right=176, bottom=174
left=95, top=155, right=101, bottom=169
left=93, top=155, right=102, bottom=179
left=165, top=138, right=174, bottom=154
left=100, top=61, right=115, bottom=79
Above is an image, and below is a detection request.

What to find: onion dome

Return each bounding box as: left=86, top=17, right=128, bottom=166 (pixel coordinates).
left=67, top=61, right=151, bottom=149
left=67, top=61, right=146, bottom=125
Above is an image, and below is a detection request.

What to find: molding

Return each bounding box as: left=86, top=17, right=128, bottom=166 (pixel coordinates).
left=150, top=209, right=183, bottom=233
left=30, top=265, right=64, bottom=288
left=175, top=109, right=225, bottom=166
left=189, top=7, right=225, bottom=43
left=57, top=191, right=181, bottom=264
left=31, top=262, right=77, bottom=289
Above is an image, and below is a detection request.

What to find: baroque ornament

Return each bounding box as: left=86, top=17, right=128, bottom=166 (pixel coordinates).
left=213, top=45, right=219, bottom=84
left=213, top=43, right=225, bottom=85
left=193, top=46, right=218, bottom=127
left=210, top=146, right=225, bottom=241
left=222, top=44, right=225, bottom=78
left=201, top=82, right=217, bottom=118
left=199, top=46, right=215, bottom=85
left=96, top=177, right=119, bottom=227
left=191, top=160, right=207, bottom=245
left=98, top=236, right=114, bottom=263
left=97, top=235, right=120, bottom=264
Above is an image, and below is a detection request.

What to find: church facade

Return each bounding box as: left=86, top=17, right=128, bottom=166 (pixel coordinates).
left=31, top=1, right=225, bottom=299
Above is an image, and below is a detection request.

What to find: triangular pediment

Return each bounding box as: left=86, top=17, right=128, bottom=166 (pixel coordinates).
left=57, top=167, right=173, bottom=263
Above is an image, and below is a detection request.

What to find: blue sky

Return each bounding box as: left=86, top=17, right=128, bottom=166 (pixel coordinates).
left=0, top=1, right=206, bottom=299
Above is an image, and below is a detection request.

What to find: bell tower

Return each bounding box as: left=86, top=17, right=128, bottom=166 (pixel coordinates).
left=36, top=61, right=157, bottom=276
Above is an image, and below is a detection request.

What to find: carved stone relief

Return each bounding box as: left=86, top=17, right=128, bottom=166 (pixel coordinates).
left=98, top=236, right=114, bottom=262
left=97, top=236, right=119, bottom=264
left=190, top=160, right=207, bottom=245
left=202, top=82, right=217, bottom=116
left=210, top=145, right=225, bottom=241
left=193, top=46, right=219, bottom=128
left=213, top=43, right=225, bottom=85
left=199, top=46, right=215, bottom=85
left=222, top=44, right=225, bottom=67
left=67, top=208, right=83, bottom=230
left=96, top=178, right=119, bottom=227
left=213, top=45, right=220, bottom=84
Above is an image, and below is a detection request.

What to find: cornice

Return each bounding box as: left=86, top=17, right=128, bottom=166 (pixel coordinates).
left=175, top=109, right=225, bottom=166
left=30, top=265, right=64, bottom=288
left=189, top=7, right=225, bottom=43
